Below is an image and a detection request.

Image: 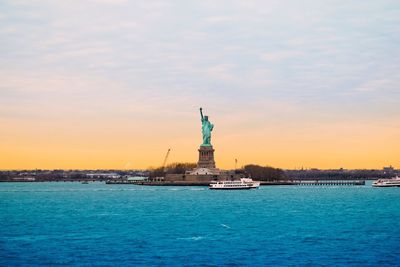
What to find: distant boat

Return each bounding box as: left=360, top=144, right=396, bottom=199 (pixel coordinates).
left=373, top=176, right=400, bottom=187
left=209, top=178, right=260, bottom=190
left=81, top=181, right=89, bottom=184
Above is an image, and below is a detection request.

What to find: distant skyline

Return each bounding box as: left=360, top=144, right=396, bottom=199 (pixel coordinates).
left=1, top=1, right=399, bottom=170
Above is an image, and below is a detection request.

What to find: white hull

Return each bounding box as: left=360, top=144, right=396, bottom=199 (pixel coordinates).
left=209, top=186, right=252, bottom=190
left=373, top=176, right=400, bottom=187
left=372, top=183, right=400, bottom=187
left=209, top=178, right=260, bottom=190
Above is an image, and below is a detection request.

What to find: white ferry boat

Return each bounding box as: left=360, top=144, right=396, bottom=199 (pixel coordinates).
left=209, top=178, right=260, bottom=190
left=372, top=176, right=400, bottom=187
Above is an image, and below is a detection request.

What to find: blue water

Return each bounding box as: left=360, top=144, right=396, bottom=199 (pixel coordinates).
left=1, top=182, right=400, bottom=266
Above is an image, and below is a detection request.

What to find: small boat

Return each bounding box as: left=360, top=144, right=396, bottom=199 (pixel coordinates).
left=372, top=176, right=400, bottom=187
left=209, top=178, right=260, bottom=190
left=81, top=181, right=89, bottom=184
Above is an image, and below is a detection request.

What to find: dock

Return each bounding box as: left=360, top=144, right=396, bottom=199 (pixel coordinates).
left=107, top=180, right=295, bottom=186
left=106, top=180, right=139, bottom=184
left=106, top=179, right=366, bottom=186
left=295, top=180, right=365, bottom=186
left=106, top=180, right=210, bottom=186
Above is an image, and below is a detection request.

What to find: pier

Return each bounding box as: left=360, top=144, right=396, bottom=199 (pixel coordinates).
left=106, top=180, right=365, bottom=186
left=296, top=180, right=365, bottom=186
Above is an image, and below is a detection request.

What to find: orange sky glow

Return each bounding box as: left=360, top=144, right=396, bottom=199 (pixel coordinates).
left=1, top=1, right=399, bottom=170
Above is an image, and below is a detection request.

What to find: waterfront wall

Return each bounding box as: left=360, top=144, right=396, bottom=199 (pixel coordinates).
left=165, top=172, right=246, bottom=182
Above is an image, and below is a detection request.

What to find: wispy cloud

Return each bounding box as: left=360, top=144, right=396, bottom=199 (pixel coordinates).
left=0, top=0, right=399, bottom=168
left=260, top=51, right=305, bottom=62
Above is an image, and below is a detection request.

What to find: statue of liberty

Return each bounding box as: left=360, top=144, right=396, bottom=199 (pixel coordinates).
left=199, top=107, right=214, bottom=146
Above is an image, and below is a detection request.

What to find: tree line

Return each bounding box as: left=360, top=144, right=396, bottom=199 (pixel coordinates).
left=243, top=164, right=287, bottom=181
left=148, top=162, right=197, bottom=178
left=149, top=162, right=287, bottom=181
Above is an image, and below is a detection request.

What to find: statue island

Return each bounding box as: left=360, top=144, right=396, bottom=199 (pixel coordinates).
left=163, top=107, right=246, bottom=184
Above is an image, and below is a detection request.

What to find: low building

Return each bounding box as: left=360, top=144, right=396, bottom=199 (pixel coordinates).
left=165, top=145, right=245, bottom=183
left=127, top=176, right=148, bottom=182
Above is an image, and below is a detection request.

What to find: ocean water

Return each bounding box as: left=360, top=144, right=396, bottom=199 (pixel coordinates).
left=1, top=182, right=400, bottom=266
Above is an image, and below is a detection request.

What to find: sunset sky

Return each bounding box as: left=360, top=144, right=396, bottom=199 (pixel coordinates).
left=1, top=0, right=399, bottom=170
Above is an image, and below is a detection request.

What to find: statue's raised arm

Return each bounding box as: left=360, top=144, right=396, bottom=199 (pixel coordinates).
left=200, top=107, right=204, bottom=120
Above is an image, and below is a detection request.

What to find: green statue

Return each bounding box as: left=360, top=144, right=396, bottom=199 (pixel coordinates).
left=200, top=107, right=214, bottom=146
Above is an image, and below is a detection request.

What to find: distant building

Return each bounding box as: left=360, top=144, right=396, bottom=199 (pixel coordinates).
left=383, top=166, right=395, bottom=174
left=127, top=176, right=148, bottom=182
left=86, top=173, right=120, bottom=179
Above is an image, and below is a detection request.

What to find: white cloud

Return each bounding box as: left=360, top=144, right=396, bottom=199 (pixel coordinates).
left=260, top=51, right=305, bottom=62
left=204, top=16, right=234, bottom=24
left=356, top=76, right=400, bottom=93
left=0, top=0, right=399, bottom=125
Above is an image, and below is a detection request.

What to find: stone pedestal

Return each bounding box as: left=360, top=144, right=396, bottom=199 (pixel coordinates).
left=197, top=145, right=216, bottom=169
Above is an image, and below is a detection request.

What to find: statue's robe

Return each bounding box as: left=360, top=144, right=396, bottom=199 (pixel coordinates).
left=201, top=119, right=214, bottom=145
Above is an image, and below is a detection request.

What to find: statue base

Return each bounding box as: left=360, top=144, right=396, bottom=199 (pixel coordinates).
left=197, top=145, right=216, bottom=169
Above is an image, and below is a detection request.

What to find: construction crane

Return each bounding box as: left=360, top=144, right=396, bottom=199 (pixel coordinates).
left=162, top=148, right=171, bottom=172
